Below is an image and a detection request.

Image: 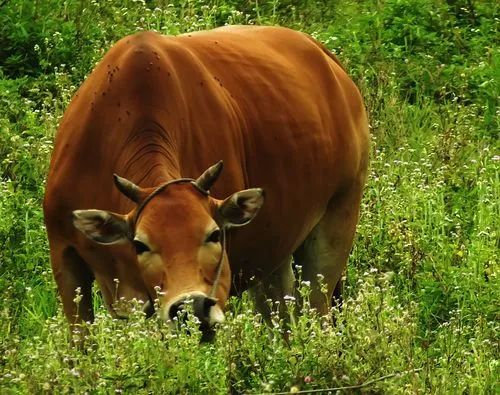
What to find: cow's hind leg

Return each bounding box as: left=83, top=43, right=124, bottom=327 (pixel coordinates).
left=50, top=243, right=94, bottom=327
left=293, top=181, right=364, bottom=316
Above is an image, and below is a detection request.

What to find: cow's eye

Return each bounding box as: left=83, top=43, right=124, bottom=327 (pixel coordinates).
left=133, top=240, right=150, bottom=255
left=206, top=229, right=221, bottom=243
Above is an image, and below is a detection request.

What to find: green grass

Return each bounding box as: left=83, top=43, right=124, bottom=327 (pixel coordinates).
left=0, top=0, right=498, bottom=393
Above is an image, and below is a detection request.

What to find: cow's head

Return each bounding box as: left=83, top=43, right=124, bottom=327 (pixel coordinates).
left=72, top=162, right=264, bottom=339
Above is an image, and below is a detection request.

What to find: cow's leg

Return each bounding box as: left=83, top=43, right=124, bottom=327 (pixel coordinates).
left=249, top=257, right=295, bottom=323
left=50, top=243, right=94, bottom=327
left=293, top=181, right=364, bottom=316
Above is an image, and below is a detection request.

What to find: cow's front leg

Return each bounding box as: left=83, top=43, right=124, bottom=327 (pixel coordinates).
left=249, top=257, right=295, bottom=325
left=50, top=244, right=94, bottom=343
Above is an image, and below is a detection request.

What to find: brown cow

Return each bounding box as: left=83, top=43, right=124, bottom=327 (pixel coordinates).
left=43, top=26, right=369, bottom=338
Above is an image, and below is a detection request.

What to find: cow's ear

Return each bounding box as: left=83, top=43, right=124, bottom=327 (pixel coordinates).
left=72, top=209, right=130, bottom=244
left=217, top=188, right=265, bottom=228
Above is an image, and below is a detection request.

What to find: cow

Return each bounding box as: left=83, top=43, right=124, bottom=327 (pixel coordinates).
left=43, top=25, right=369, bottom=339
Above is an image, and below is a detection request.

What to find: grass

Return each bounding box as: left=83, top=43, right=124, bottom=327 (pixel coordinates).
left=0, top=0, right=499, bottom=393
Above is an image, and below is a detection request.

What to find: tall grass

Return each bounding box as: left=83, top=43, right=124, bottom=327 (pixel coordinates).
left=0, top=0, right=498, bottom=393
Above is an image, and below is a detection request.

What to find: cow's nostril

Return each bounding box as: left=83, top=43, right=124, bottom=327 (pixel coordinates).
left=166, top=295, right=221, bottom=342
left=168, top=295, right=218, bottom=326
left=168, top=301, right=188, bottom=323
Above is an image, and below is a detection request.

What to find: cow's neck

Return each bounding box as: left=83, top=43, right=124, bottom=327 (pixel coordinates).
left=117, top=126, right=180, bottom=188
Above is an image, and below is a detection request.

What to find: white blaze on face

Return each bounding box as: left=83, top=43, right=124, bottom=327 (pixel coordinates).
left=208, top=303, right=225, bottom=325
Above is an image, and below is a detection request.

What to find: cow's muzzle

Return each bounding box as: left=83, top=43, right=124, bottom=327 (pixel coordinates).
left=167, top=293, right=224, bottom=342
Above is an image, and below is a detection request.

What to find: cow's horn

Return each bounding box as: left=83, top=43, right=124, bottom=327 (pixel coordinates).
left=113, top=174, right=141, bottom=203
left=195, top=161, right=224, bottom=192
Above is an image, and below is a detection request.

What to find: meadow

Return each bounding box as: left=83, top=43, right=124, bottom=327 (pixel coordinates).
left=0, top=0, right=498, bottom=393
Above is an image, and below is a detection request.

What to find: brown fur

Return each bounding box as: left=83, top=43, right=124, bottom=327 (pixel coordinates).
left=44, top=26, right=369, bottom=325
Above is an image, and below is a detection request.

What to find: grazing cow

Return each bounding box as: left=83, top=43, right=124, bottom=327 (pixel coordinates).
left=43, top=26, right=369, bottom=338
